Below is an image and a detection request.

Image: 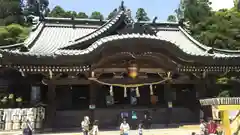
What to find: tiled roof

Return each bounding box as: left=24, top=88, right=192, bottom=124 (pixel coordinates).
left=29, top=26, right=95, bottom=54
left=157, top=27, right=240, bottom=58
left=1, top=8, right=240, bottom=65
left=61, top=10, right=126, bottom=49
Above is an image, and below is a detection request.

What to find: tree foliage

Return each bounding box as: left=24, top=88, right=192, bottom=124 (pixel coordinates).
left=48, top=6, right=89, bottom=19
left=23, top=0, right=50, bottom=18
left=177, top=0, right=240, bottom=50
left=0, top=0, right=24, bottom=25
left=0, top=24, right=29, bottom=46
left=77, top=12, right=88, bottom=19
left=48, top=6, right=65, bottom=17
left=135, top=8, right=150, bottom=22
left=167, top=15, right=177, bottom=22
left=90, top=11, right=104, bottom=20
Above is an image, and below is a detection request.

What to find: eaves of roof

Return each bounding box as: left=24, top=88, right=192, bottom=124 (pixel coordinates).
left=1, top=33, right=240, bottom=66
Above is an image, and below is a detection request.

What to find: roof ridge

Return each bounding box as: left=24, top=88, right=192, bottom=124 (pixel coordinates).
left=45, top=17, right=108, bottom=22
left=23, top=22, right=45, bottom=48
left=60, top=10, right=126, bottom=50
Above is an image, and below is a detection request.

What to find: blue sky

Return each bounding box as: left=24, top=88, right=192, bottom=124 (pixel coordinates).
left=49, top=0, right=180, bottom=21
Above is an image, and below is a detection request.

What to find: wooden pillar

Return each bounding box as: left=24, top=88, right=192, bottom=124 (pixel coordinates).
left=44, top=80, right=56, bottom=130
left=194, top=79, right=207, bottom=121
left=164, top=83, right=173, bottom=127
left=195, top=79, right=207, bottom=99
left=89, top=81, right=97, bottom=126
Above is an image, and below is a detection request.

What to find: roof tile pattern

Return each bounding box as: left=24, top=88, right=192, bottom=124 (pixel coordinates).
left=53, top=33, right=220, bottom=58
left=157, top=29, right=208, bottom=56
left=29, top=26, right=95, bottom=54
left=24, top=22, right=45, bottom=47
left=62, top=10, right=125, bottom=49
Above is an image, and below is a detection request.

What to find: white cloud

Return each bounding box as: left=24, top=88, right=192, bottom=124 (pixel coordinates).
left=210, top=0, right=234, bottom=11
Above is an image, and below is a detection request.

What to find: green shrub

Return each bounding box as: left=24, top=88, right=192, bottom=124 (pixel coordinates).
left=0, top=27, right=10, bottom=45
left=217, top=90, right=230, bottom=97
left=216, top=77, right=229, bottom=84
left=5, top=24, right=24, bottom=37
left=0, top=24, right=29, bottom=46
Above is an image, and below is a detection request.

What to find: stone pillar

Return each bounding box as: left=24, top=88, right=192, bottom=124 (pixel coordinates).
left=89, top=81, right=97, bottom=126
left=44, top=80, right=56, bottom=130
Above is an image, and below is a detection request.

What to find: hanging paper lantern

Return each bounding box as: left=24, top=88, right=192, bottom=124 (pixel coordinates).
left=124, top=87, right=127, bottom=97
left=127, top=63, right=139, bottom=79
left=91, top=71, right=95, bottom=78
left=136, top=87, right=140, bottom=97
left=109, top=86, right=114, bottom=96
left=149, top=85, right=154, bottom=95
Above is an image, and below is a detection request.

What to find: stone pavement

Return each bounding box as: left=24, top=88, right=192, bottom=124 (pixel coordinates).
left=0, top=128, right=199, bottom=135
left=40, top=129, right=198, bottom=135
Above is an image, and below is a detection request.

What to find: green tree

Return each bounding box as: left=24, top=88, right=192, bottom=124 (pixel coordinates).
left=234, top=0, right=240, bottom=11
left=23, top=0, right=49, bottom=17
left=77, top=12, right=88, bottom=18
left=90, top=11, right=104, bottom=20
left=192, top=9, right=240, bottom=49
left=176, top=0, right=212, bottom=25
left=63, top=11, right=77, bottom=18
left=0, top=0, right=24, bottom=25
left=0, top=24, right=29, bottom=46
left=167, top=15, right=177, bottom=22
left=48, top=6, right=66, bottom=17
left=135, top=8, right=150, bottom=22
left=107, top=8, right=118, bottom=20
left=177, top=0, right=240, bottom=50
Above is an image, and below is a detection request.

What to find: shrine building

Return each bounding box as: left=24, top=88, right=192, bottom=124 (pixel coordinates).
left=1, top=5, right=240, bottom=129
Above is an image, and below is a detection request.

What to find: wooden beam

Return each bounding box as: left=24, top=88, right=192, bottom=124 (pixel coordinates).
left=44, top=78, right=90, bottom=85
left=53, top=79, right=90, bottom=85
left=94, top=68, right=166, bottom=73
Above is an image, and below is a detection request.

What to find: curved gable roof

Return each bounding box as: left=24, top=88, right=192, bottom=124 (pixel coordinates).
left=1, top=7, right=240, bottom=66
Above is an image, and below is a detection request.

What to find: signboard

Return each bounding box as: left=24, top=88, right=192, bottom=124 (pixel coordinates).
left=89, top=104, right=96, bottom=109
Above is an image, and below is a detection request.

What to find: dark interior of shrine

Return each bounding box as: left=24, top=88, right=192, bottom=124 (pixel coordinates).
left=0, top=69, right=240, bottom=111
left=53, top=84, right=199, bottom=110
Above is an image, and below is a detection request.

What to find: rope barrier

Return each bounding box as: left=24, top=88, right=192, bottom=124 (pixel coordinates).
left=88, top=77, right=171, bottom=87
